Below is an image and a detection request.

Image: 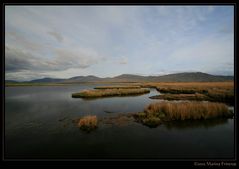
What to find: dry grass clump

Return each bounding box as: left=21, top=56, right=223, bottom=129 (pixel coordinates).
left=78, top=115, right=98, bottom=132
left=133, top=112, right=162, bottom=128
left=156, top=87, right=197, bottom=94
left=142, top=81, right=233, bottom=93
left=102, top=114, right=134, bottom=127
left=144, top=101, right=233, bottom=120
left=141, top=117, right=162, bottom=128
left=148, top=82, right=233, bottom=90
left=148, top=82, right=234, bottom=105
left=149, top=93, right=210, bottom=101
left=94, top=86, right=140, bottom=89
left=138, top=84, right=158, bottom=88
left=206, top=89, right=234, bottom=104
left=72, top=88, right=150, bottom=98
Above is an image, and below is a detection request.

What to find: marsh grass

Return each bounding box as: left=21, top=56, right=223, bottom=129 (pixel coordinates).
left=150, top=93, right=209, bottom=101
left=156, top=88, right=197, bottom=94
left=141, top=117, right=161, bottom=128
left=78, top=115, right=98, bottom=132
left=72, top=88, right=150, bottom=98
left=102, top=113, right=134, bottom=127
left=206, top=89, right=234, bottom=104
left=144, top=101, right=233, bottom=120
left=94, top=86, right=141, bottom=89
left=140, top=82, right=232, bottom=93
left=143, top=82, right=235, bottom=105
left=142, top=82, right=233, bottom=89
left=151, top=90, right=234, bottom=105
left=133, top=101, right=233, bottom=128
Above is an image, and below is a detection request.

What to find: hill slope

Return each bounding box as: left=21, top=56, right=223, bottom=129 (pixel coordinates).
left=8, top=72, right=233, bottom=83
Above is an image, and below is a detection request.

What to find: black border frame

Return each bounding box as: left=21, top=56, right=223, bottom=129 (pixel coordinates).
left=1, top=1, right=238, bottom=167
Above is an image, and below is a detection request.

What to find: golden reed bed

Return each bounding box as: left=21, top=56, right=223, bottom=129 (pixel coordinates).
left=72, top=88, right=150, bottom=98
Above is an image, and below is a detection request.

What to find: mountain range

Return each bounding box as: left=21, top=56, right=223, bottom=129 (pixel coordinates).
left=6, top=72, right=234, bottom=83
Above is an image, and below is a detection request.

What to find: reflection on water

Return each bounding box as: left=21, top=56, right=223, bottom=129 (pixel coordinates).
left=164, top=118, right=231, bottom=130
left=5, top=85, right=235, bottom=159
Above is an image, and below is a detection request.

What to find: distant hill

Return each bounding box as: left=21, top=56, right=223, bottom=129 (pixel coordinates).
left=5, top=80, right=18, bottom=83
left=150, top=72, right=234, bottom=82
left=109, top=72, right=233, bottom=82
left=7, top=72, right=234, bottom=83
left=112, top=74, right=147, bottom=82
left=65, top=75, right=102, bottom=82
left=29, top=78, right=65, bottom=83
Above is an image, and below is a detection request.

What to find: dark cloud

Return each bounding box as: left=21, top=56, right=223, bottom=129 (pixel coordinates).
left=5, top=45, right=99, bottom=73
left=5, top=46, right=60, bottom=72
left=5, top=46, right=37, bottom=72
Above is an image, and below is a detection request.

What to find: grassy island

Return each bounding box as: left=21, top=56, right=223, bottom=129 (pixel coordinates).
left=94, top=86, right=140, bottom=89
left=72, top=88, right=150, bottom=98
left=145, top=82, right=234, bottom=105
left=133, top=101, right=233, bottom=127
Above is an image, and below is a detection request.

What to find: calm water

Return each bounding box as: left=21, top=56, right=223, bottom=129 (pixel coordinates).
left=5, top=85, right=235, bottom=159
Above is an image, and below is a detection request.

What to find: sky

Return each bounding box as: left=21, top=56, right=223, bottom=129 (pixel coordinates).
left=5, top=6, right=234, bottom=81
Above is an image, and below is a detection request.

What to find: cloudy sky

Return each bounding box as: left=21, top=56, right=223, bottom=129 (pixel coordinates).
left=5, top=6, right=234, bottom=81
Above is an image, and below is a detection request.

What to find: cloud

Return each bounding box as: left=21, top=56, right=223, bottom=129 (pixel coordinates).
left=6, top=70, right=49, bottom=81
left=119, top=56, right=128, bottom=64
left=5, top=45, right=100, bottom=72
left=54, top=47, right=100, bottom=69
left=5, top=31, right=47, bottom=52
left=167, top=34, right=233, bottom=74
left=5, top=45, right=63, bottom=72
left=5, top=68, right=95, bottom=81
left=5, top=46, right=40, bottom=72
left=48, top=31, right=63, bottom=42
left=5, top=6, right=234, bottom=80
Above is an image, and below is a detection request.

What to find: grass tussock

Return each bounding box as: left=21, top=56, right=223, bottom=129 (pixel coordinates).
left=78, top=115, right=98, bottom=132
left=72, top=88, right=150, bottom=98
left=143, top=101, right=233, bottom=120
left=141, top=117, right=162, bottom=128
left=102, top=113, right=134, bottom=127
left=94, top=86, right=140, bottom=89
